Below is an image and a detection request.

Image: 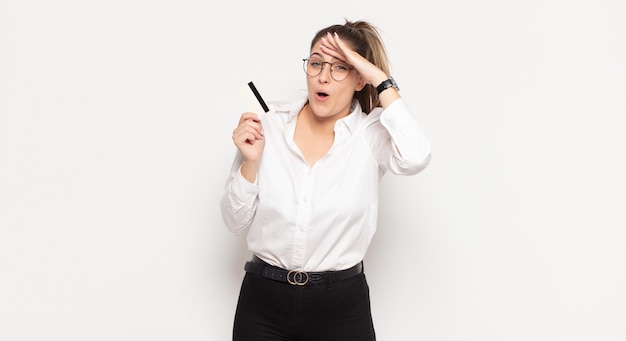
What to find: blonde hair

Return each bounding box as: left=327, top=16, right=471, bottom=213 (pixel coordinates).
left=310, top=20, right=390, bottom=114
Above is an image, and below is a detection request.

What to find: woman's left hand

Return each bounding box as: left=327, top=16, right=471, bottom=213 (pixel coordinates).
left=320, top=32, right=388, bottom=86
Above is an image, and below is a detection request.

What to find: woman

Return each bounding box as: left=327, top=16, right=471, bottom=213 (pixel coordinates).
left=220, top=20, right=431, bottom=341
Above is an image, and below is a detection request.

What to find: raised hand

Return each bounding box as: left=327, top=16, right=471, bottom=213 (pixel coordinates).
left=232, top=112, right=265, bottom=163
left=319, top=32, right=388, bottom=87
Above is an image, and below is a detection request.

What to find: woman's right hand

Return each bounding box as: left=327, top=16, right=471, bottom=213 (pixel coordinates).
left=232, top=112, right=265, bottom=163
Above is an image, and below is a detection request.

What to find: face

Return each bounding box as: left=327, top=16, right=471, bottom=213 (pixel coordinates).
left=305, top=40, right=365, bottom=120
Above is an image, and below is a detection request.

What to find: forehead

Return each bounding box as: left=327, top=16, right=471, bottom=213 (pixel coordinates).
left=309, top=41, right=328, bottom=58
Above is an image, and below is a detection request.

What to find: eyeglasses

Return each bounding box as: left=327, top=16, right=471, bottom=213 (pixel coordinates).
left=302, top=57, right=354, bottom=81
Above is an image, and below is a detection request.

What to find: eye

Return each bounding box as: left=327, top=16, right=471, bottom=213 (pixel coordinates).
left=333, top=63, right=349, bottom=72
left=309, top=59, right=323, bottom=68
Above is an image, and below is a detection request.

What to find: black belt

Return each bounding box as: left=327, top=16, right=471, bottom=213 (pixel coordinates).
left=244, top=255, right=363, bottom=286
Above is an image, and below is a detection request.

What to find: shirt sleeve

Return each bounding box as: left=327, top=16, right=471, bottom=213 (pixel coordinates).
left=219, top=151, right=260, bottom=234
left=370, top=98, right=432, bottom=175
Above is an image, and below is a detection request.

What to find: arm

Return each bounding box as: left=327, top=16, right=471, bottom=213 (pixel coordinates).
left=220, top=152, right=261, bottom=234
left=232, top=111, right=265, bottom=182
left=374, top=99, right=432, bottom=175
left=220, top=112, right=265, bottom=233
left=322, top=32, right=431, bottom=175
left=320, top=32, right=400, bottom=110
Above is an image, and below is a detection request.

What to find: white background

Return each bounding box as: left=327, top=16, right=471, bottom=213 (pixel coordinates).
left=1, top=0, right=625, bottom=340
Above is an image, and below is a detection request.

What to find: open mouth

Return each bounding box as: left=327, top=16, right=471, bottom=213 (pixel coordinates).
left=316, top=91, right=329, bottom=98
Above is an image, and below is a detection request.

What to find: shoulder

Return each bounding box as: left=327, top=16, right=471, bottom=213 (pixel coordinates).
left=264, top=96, right=307, bottom=122
left=268, top=93, right=307, bottom=114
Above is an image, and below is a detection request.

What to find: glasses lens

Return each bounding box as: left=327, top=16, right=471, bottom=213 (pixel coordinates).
left=304, top=58, right=322, bottom=77
left=302, top=57, right=351, bottom=81
left=330, top=62, right=350, bottom=81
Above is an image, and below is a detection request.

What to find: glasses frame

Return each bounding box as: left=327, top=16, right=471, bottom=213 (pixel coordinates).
left=302, top=57, right=354, bottom=81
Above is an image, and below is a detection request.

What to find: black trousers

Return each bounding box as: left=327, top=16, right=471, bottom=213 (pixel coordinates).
left=233, top=269, right=376, bottom=341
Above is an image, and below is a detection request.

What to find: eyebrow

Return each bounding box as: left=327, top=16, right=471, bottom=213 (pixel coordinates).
left=308, top=52, right=348, bottom=64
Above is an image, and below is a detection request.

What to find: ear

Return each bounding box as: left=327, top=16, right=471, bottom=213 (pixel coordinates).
left=355, top=75, right=366, bottom=91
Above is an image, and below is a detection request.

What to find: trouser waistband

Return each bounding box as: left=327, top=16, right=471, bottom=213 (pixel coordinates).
left=244, top=255, right=363, bottom=286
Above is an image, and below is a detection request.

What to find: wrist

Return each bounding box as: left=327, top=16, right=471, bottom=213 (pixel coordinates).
left=370, top=72, right=389, bottom=89
left=240, top=160, right=260, bottom=183
left=376, top=77, right=399, bottom=97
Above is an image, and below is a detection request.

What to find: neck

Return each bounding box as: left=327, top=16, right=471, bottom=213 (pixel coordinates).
left=300, top=103, right=348, bottom=134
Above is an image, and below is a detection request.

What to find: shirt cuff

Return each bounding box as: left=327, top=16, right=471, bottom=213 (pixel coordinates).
left=379, top=98, right=415, bottom=129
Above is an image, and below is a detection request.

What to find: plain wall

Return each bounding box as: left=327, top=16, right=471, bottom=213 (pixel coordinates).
left=1, top=0, right=625, bottom=340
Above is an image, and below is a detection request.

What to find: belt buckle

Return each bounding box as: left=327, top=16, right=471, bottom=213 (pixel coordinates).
left=287, top=270, right=309, bottom=285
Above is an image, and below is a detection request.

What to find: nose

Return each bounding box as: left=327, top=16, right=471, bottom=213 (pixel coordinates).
left=318, top=62, right=331, bottom=83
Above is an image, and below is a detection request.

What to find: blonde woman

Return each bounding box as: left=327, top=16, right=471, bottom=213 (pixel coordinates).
left=221, top=20, right=432, bottom=341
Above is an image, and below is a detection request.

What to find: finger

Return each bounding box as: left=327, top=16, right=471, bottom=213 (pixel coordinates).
left=320, top=35, right=341, bottom=55
left=233, top=132, right=259, bottom=149
left=323, top=32, right=340, bottom=48
left=238, top=117, right=263, bottom=131
left=321, top=33, right=359, bottom=64
left=238, top=112, right=260, bottom=124
left=331, top=32, right=351, bottom=53
left=234, top=117, right=264, bottom=136
left=320, top=41, right=343, bottom=61
left=234, top=125, right=264, bottom=143
left=246, top=120, right=264, bottom=137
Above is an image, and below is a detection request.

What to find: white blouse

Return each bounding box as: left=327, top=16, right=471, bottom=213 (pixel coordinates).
left=220, top=96, right=431, bottom=272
